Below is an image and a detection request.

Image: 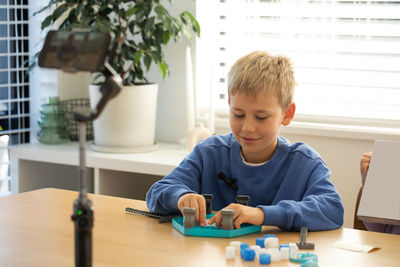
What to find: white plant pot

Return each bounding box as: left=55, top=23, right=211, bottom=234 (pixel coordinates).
left=89, top=83, right=158, bottom=152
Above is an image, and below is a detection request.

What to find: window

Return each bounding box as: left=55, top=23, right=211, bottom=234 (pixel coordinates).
left=196, top=0, right=400, bottom=133
left=0, top=0, right=29, bottom=196
left=0, top=0, right=56, bottom=196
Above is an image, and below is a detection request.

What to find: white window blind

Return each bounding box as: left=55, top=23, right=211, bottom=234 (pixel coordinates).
left=196, top=0, right=400, bottom=130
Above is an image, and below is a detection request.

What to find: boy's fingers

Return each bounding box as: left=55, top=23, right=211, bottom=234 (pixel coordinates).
left=215, top=213, right=223, bottom=228
left=189, top=198, right=199, bottom=223
left=234, top=218, right=242, bottom=229
left=233, top=212, right=240, bottom=222
left=208, top=212, right=220, bottom=225
left=207, top=213, right=216, bottom=224
left=231, top=208, right=242, bottom=228
left=178, top=195, right=189, bottom=209
left=178, top=199, right=186, bottom=214
left=198, top=197, right=207, bottom=226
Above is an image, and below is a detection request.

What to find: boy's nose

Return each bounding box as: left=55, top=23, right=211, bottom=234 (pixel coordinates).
left=242, top=119, right=256, bottom=132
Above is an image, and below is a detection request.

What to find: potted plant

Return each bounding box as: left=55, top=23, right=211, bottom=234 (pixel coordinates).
left=33, top=0, right=200, bottom=152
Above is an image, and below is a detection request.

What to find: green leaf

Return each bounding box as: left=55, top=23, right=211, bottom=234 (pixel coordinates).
left=162, top=31, right=170, bottom=44
left=153, top=25, right=163, bottom=43
left=53, top=3, right=69, bottom=21
left=27, top=61, right=37, bottom=73
left=183, top=11, right=201, bottom=36
left=134, top=50, right=142, bottom=63
left=164, top=17, right=173, bottom=32
left=151, top=51, right=161, bottom=63
left=144, top=17, right=155, bottom=37
left=154, top=5, right=167, bottom=16
left=126, top=7, right=137, bottom=17
left=158, top=61, right=167, bottom=79
left=99, top=7, right=113, bottom=17
left=41, top=15, right=53, bottom=30
left=95, top=19, right=112, bottom=33
left=181, top=25, right=192, bottom=41
left=144, top=54, right=152, bottom=70
left=33, top=0, right=59, bottom=16
left=65, top=8, right=78, bottom=27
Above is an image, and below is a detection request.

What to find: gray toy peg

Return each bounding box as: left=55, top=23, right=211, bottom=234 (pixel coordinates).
left=183, top=207, right=196, bottom=228
left=221, top=209, right=235, bottom=230
left=202, top=194, right=213, bottom=214
left=297, top=226, right=315, bottom=250
left=236, top=195, right=250, bottom=206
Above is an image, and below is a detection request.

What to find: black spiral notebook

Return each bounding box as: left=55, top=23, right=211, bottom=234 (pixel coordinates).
left=125, top=207, right=179, bottom=223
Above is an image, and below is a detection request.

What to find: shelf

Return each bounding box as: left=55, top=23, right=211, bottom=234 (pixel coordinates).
left=10, top=141, right=189, bottom=198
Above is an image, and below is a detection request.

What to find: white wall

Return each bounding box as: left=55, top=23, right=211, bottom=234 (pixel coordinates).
left=146, top=0, right=197, bottom=143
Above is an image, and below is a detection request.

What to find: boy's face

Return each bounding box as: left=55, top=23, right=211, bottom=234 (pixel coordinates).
left=229, top=91, right=295, bottom=163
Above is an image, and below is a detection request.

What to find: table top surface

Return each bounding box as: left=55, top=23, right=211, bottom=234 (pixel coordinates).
left=1, top=188, right=399, bottom=267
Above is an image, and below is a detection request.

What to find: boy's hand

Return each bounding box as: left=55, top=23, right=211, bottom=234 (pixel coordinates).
left=177, top=193, right=207, bottom=227
left=207, top=203, right=264, bottom=229
left=360, top=152, right=372, bottom=186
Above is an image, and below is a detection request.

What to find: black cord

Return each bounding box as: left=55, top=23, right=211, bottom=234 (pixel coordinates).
left=217, top=172, right=238, bottom=191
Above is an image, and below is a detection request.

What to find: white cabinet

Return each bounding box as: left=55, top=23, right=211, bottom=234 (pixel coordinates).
left=11, top=142, right=189, bottom=199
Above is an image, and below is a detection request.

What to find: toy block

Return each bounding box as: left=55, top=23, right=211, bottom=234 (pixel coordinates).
left=221, top=209, right=235, bottom=230
left=236, top=195, right=250, bottom=205
left=182, top=207, right=196, bottom=228
left=202, top=194, right=213, bottom=214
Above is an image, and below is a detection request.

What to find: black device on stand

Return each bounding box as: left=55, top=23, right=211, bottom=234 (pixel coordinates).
left=38, top=30, right=123, bottom=267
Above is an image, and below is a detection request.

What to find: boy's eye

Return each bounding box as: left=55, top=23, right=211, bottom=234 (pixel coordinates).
left=233, top=113, right=245, bottom=118
left=256, top=116, right=268, bottom=120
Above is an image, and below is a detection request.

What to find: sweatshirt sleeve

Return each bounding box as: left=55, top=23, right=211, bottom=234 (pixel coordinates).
left=145, top=146, right=204, bottom=214
left=258, top=161, right=344, bottom=231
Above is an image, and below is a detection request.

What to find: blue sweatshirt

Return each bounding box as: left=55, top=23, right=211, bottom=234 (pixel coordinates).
left=146, top=133, right=344, bottom=231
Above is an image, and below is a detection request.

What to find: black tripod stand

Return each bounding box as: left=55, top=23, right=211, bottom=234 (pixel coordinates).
left=38, top=30, right=122, bottom=267
left=69, top=63, right=122, bottom=267
left=70, top=120, right=94, bottom=266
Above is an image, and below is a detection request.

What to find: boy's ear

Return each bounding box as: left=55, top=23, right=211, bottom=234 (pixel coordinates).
left=282, top=103, right=296, bottom=126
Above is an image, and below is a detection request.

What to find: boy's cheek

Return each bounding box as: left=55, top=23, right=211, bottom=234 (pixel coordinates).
left=230, top=120, right=241, bottom=130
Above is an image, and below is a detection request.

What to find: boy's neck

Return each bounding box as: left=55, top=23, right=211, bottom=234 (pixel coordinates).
left=240, top=150, right=268, bottom=166
left=240, top=142, right=277, bottom=164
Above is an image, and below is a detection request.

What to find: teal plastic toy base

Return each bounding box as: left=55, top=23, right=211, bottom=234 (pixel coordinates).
left=289, top=252, right=318, bottom=264
left=172, top=213, right=262, bottom=238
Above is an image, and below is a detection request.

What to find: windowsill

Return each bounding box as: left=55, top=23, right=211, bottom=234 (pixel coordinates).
left=281, top=121, right=400, bottom=141
left=212, top=118, right=400, bottom=141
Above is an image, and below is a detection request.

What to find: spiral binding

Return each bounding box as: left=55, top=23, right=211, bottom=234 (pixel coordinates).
left=125, top=207, right=178, bottom=223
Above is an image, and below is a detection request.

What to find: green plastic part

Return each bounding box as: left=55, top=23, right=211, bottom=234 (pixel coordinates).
left=172, top=213, right=262, bottom=238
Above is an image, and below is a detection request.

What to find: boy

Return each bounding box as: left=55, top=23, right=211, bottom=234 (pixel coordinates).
left=146, top=51, right=344, bottom=231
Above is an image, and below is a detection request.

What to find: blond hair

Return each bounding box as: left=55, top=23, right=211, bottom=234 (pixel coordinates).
left=227, top=50, right=295, bottom=109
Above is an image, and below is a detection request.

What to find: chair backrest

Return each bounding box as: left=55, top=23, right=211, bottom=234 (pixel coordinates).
left=354, top=186, right=367, bottom=230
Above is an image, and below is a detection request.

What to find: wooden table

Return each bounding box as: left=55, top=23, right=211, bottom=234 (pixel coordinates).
left=0, top=188, right=399, bottom=267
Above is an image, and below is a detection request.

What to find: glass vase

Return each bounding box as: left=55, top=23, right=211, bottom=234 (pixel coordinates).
left=37, top=96, right=69, bottom=144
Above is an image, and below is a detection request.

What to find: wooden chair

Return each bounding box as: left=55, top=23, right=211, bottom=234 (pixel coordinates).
left=353, top=186, right=368, bottom=230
